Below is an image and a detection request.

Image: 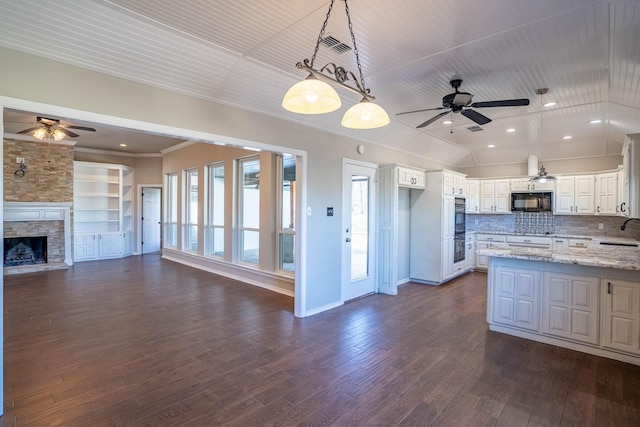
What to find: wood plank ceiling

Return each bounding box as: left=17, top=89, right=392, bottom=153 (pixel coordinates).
left=1, top=0, right=639, bottom=166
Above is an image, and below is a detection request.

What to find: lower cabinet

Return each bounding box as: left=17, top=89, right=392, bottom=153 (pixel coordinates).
left=492, top=266, right=540, bottom=332
left=603, top=279, right=640, bottom=354
left=542, top=272, right=599, bottom=345
left=74, top=231, right=133, bottom=262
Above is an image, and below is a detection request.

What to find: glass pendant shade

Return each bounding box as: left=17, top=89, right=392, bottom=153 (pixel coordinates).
left=282, top=75, right=341, bottom=114
left=341, top=99, right=390, bottom=129
left=52, top=129, right=66, bottom=141
left=32, top=128, right=47, bottom=140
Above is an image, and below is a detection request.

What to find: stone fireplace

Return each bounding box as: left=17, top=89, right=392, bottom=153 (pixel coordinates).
left=3, top=202, right=72, bottom=275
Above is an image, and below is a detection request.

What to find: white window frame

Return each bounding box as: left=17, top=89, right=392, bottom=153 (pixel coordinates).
left=277, top=154, right=296, bottom=274
left=237, top=156, right=260, bottom=265
left=205, top=162, right=225, bottom=258
left=183, top=168, right=199, bottom=253
left=164, top=173, right=178, bottom=248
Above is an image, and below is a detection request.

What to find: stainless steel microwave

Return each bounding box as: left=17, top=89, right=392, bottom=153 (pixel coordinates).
left=511, top=192, right=553, bottom=212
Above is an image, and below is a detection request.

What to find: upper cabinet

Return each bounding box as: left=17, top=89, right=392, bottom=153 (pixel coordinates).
left=555, top=175, right=594, bottom=215
left=479, top=179, right=510, bottom=214
left=397, top=166, right=426, bottom=189
left=595, top=172, right=618, bottom=216
left=465, top=179, right=479, bottom=213
left=442, top=170, right=466, bottom=196
left=510, top=178, right=556, bottom=192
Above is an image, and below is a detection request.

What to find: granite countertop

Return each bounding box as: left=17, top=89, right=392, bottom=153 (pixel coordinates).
left=477, top=239, right=640, bottom=271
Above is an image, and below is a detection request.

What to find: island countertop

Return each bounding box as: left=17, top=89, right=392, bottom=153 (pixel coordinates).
left=476, top=237, right=640, bottom=271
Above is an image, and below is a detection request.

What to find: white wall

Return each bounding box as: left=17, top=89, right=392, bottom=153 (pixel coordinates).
left=0, top=46, right=447, bottom=315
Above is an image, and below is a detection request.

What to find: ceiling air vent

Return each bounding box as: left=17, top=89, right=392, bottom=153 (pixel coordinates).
left=320, top=34, right=352, bottom=54
left=467, top=125, right=484, bottom=132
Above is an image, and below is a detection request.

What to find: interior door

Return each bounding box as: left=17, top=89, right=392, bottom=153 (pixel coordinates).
left=142, top=187, right=162, bottom=254
left=342, top=161, right=377, bottom=301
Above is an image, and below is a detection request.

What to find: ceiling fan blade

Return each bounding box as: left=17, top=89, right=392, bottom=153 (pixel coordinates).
left=396, top=107, right=447, bottom=116
left=461, top=108, right=492, bottom=125
left=63, top=125, right=96, bottom=132
left=470, top=98, right=530, bottom=108
left=417, top=110, right=450, bottom=128
left=16, top=126, right=42, bottom=134
left=58, top=128, right=79, bottom=138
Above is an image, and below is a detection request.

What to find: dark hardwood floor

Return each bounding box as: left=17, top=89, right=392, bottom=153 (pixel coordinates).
left=3, top=256, right=640, bottom=426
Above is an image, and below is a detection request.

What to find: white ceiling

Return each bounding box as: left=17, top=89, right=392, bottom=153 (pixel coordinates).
left=1, top=0, right=639, bottom=166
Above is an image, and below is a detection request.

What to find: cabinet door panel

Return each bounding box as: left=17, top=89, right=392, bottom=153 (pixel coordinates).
left=492, top=266, right=540, bottom=331
left=603, top=279, right=640, bottom=355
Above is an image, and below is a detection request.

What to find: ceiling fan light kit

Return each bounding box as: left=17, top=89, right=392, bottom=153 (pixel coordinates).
left=282, top=0, right=389, bottom=129
left=16, top=117, right=96, bottom=142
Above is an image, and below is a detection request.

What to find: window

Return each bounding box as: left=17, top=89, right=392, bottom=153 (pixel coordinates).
left=183, top=168, right=198, bottom=252
left=278, top=154, right=296, bottom=272
left=165, top=173, right=178, bottom=248
left=238, top=157, right=260, bottom=264
left=205, top=163, right=224, bottom=257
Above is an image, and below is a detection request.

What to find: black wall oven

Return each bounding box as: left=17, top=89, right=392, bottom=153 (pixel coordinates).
left=454, top=197, right=465, bottom=263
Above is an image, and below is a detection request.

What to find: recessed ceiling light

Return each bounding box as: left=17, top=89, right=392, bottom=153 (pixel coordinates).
left=488, top=144, right=495, bottom=148
left=443, top=120, right=452, bottom=125
left=506, top=128, right=516, bottom=133
left=589, top=119, right=602, bottom=124
left=119, top=143, right=127, bottom=147
left=562, top=135, right=572, bottom=140
left=543, top=102, right=556, bottom=107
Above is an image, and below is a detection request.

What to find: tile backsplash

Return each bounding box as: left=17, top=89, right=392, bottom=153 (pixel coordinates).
left=467, top=213, right=640, bottom=238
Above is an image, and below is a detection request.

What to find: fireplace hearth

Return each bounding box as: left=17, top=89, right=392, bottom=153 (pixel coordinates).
left=4, top=236, right=48, bottom=267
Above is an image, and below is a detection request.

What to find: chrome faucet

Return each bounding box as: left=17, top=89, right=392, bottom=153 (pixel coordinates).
left=620, top=218, right=640, bottom=231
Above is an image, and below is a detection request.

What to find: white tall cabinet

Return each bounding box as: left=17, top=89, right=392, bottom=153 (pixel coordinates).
left=555, top=175, right=594, bottom=214
left=74, top=161, right=134, bottom=261
left=377, top=164, right=425, bottom=295
left=410, top=170, right=467, bottom=285
left=479, top=179, right=510, bottom=213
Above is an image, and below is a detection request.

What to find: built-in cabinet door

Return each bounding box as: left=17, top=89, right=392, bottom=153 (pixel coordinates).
left=443, top=196, right=455, bottom=238
left=475, top=242, right=489, bottom=269
left=575, top=176, right=595, bottom=214
left=465, top=179, right=479, bottom=213
left=542, top=273, right=599, bottom=345
left=74, top=233, right=98, bottom=261
left=479, top=180, right=495, bottom=213
left=99, top=232, right=122, bottom=258
left=555, top=177, right=574, bottom=214
left=555, top=176, right=594, bottom=214
left=494, top=180, right=510, bottom=213
left=441, top=237, right=453, bottom=279
left=492, top=266, right=541, bottom=332
left=595, top=172, right=618, bottom=215
left=603, top=279, right=640, bottom=355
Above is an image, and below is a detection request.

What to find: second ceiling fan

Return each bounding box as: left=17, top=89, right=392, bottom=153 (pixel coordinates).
left=396, top=75, right=530, bottom=128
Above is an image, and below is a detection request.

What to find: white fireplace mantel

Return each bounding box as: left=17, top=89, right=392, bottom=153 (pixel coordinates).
left=3, top=202, right=73, bottom=266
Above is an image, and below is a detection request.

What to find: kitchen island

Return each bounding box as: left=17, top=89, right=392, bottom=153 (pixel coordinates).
left=478, top=238, right=640, bottom=365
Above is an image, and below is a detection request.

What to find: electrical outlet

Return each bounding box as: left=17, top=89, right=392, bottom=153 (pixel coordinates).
left=598, top=223, right=604, bottom=230
left=475, top=219, right=479, bottom=225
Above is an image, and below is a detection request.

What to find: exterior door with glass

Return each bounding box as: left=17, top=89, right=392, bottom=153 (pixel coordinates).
left=342, top=160, right=377, bottom=301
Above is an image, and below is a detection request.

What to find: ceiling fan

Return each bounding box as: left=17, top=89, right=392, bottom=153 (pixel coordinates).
left=396, top=76, right=530, bottom=129
left=15, top=116, right=96, bottom=140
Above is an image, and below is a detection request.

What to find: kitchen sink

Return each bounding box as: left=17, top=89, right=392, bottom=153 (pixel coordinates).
left=599, top=242, right=639, bottom=247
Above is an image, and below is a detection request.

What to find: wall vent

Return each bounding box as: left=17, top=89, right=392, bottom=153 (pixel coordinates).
left=320, top=34, right=352, bottom=54
left=467, top=125, right=484, bottom=132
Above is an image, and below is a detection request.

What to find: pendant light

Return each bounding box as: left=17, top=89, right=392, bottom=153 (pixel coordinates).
left=282, top=0, right=389, bottom=129
left=530, top=88, right=556, bottom=183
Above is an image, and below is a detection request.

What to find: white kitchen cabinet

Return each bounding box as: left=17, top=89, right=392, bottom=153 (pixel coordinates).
left=491, top=265, right=541, bottom=332
left=542, top=273, right=599, bottom=345
left=442, top=170, right=466, bottom=196
left=618, top=165, right=628, bottom=217
left=595, top=172, right=618, bottom=216
left=555, top=175, right=594, bottom=215
left=475, top=234, right=507, bottom=269
left=603, top=279, right=640, bottom=355
left=410, top=170, right=468, bottom=285
left=464, top=234, right=475, bottom=271
left=465, top=179, right=479, bottom=213
left=479, top=179, right=510, bottom=213
left=397, top=166, right=426, bottom=189
left=510, top=178, right=556, bottom=192
left=74, top=161, right=135, bottom=262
